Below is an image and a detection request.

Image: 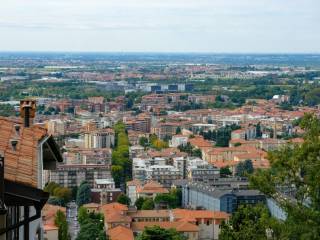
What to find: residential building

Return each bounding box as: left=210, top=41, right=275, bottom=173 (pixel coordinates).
left=146, top=165, right=182, bottom=188
left=47, top=119, right=65, bottom=136
left=42, top=204, right=66, bottom=240
left=188, top=164, right=220, bottom=184
left=84, top=129, right=115, bottom=149
left=101, top=203, right=228, bottom=240
left=126, top=180, right=168, bottom=205
left=0, top=99, right=62, bottom=240
left=91, top=178, right=122, bottom=204
left=49, top=164, right=111, bottom=188
left=170, top=135, right=188, bottom=147
left=124, top=115, right=151, bottom=133
left=181, top=181, right=265, bottom=214
left=108, top=225, right=134, bottom=240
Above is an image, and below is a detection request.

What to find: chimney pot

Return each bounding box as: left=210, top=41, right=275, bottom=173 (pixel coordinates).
left=20, top=100, right=36, bottom=128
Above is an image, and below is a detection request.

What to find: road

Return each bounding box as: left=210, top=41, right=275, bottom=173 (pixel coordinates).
left=66, top=201, right=80, bottom=240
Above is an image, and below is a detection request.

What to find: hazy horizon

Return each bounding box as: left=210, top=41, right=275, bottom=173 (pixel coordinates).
left=1, top=0, right=320, bottom=53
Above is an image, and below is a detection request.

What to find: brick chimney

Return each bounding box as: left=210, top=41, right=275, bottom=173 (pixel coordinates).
left=20, top=99, right=36, bottom=128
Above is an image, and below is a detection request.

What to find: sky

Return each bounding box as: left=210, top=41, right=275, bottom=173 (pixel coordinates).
left=0, top=0, right=319, bottom=53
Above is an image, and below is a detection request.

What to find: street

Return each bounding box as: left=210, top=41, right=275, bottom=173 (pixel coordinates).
left=66, top=201, right=80, bottom=240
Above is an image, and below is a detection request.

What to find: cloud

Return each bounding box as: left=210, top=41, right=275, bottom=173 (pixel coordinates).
left=0, top=0, right=319, bottom=52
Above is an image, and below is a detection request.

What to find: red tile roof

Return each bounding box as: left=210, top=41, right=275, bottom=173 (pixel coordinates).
left=0, top=116, right=48, bottom=187
left=108, top=226, right=134, bottom=240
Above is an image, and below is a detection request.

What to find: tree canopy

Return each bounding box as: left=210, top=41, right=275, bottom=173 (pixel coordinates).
left=219, top=204, right=283, bottom=240
left=235, top=159, right=254, bottom=177
left=137, top=226, right=187, bottom=240
left=76, top=182, right=91, bottom=206
left=55, top=210, right=70, bottom=240
left=112, top=122, right=131, bottom=188
left=249, top=113, right=320, bottom=239
left=117, top=193, right=131, bottom=206
left=76, top=207, right=106, bottom=240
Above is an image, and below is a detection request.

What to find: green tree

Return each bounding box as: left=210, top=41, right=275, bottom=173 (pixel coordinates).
left=111, top=165, right=123, bottom=188
left=54, top=187, right=72, bottom=203
left=76, top=208, right=106, bottom=240
left=55, top=210, right=70, bottom=240
left=256, top=122, right=262, bottom=138
left=71, top=186, right=78, bottom=200
left=76, top=221, right=106, bottom=240
left=76, top=182, right=91, bottom=206
left=77, top=206, right=89, bottom=225
left=192, top=148, right=202, bottom=158
left=154, top=188, right=182, bottom=209
left=250, top=113, right=320, bottom=239
left=139, top=136, right=149, bottom=147
left=176, top=126, right=182, bottom=134
left=47, top=197, right=64, bottom=206
left=112, top=122, right=131, bottom=187
left=235, top=159, right=254, bottom=177
left=117, top=193, right=131, bottom=206
left=220, top=166, right=232, bottom=177
left=135, top=197, right=145, bottom=210
left=141, top=198, right=155, bottom=210
left=0, top=104, right=16, bottom=117
left=219, top=204, right=283, bottom=240
left=137, top=226, right=187, bottom=240
left=44, top=182, right=60, bottom=195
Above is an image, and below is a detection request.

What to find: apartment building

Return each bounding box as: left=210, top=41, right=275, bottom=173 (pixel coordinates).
left=47, top=119, right=65, bottom=136
left=188, top=164, right=220, bottom=184
left=170, top=134, right=188, bottom=147
left=91, top=179, right=122, bottom=205
left=231, top=126, right=256, bottom=140
left=49, top=164, right=111, bottom=188
left=124, top=115, right=151, bottom=133
left=146, top=165, right=182, bottom=188
left=83, top=128, right=115, bottom=149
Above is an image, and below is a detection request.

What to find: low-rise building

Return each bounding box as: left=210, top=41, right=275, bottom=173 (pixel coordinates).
left=181, top=181, right=265, bottom=214
left=126, top=180, right=168, bottom=205
left=101, top=202, right=229, bottom=240
left=42, top=204, right=66, bottom=240
left=170, top=135, right=188, bottom=147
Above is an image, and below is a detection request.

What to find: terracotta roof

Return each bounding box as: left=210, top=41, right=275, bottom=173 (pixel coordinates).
left=288, top=138, right=304, bottom=144
left=129, top=210, right=170, bottom=219
left=173, top=209, right=229, bottom=220
left=108, top=226, right=134, bottom=240
left=42, top=204, right=66, bottom=226
left=0, top=116, right=62, bottom=188
left=232, top=129, right=245, bottom=134
left=188, top=136, right=213, bottom=148
left=0, top=117, right=47, bottom=187
left=105, top=212, right=132, bottom=223
left=210, top=161, right=238, bottom=168
left=83, top=203, right=100, bottom=209
left=137, top=181, right=169, bottom=194
left=100, top=202, right=128, bottom=213
left=126, top=179, right=142, bottom=187
left=132, top=221, right=199, bottom=233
